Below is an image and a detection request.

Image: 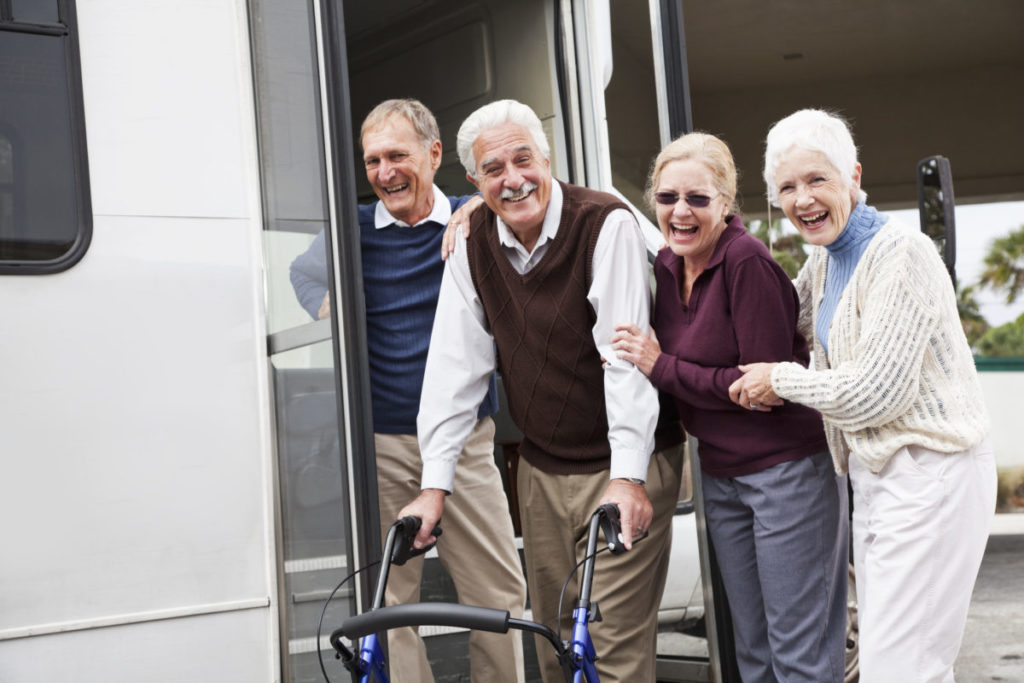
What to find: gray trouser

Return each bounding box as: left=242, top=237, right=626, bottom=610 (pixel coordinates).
left=703, top=450, right=849, bottom=683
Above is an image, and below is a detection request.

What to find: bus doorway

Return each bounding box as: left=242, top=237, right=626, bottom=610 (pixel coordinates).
left=250, top=1, right=379, bottom=680
left=255, top=0, right=719, bottom=680
left=336, top=1, right=717, bottom=681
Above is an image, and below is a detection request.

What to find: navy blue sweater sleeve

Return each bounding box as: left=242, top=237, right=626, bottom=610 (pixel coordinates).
left=289, top=230, right=329, bottom=320
left=289, top=195, right=471, bottom=322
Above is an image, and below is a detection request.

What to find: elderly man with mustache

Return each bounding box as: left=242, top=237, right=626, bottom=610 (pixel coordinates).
left=400, top=99, right=684, bottom=683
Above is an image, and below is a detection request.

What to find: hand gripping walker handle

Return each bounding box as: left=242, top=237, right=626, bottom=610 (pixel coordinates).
left=391, top=515, right=443, bottom=566
left=597, top=503, right=648, bottom=555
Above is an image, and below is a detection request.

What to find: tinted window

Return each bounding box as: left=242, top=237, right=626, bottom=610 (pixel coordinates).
left=0, top=2, right=91, bottom=273
left=12, top=0, right=61, bottom=24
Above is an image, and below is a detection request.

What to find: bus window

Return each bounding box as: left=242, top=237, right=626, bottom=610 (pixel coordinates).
left=0, top=136, right=12, bottom=237
left=0, top=1, right=91, bottom=273
left=11, top=0, right=61, bottom=24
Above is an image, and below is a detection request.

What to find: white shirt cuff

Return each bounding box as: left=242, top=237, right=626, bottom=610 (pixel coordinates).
left=420, top=458, right=457, bottom=493
left=609, top=448, right=651, bottom=482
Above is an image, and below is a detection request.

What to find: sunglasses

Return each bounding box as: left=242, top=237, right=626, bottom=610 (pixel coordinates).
left=654, top=191, right=718, bottom=208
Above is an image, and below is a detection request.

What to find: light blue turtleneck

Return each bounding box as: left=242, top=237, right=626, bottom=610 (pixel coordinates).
left=816, top=202, right=888, bottom=354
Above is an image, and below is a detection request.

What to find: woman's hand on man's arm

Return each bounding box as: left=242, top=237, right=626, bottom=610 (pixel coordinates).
left=611, top=323, right=662, bottom=377
left=729, top=363, right=784, bottom=411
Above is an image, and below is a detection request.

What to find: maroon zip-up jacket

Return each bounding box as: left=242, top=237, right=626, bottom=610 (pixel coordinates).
left=649, top=216, right=828, bottom=478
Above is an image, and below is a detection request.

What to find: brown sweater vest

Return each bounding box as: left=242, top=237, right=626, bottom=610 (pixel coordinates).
left=466, top=182, right=629, bottom=474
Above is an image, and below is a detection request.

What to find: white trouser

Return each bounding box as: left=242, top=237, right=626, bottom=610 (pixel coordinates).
left=849, top=439, right=996, bottom=683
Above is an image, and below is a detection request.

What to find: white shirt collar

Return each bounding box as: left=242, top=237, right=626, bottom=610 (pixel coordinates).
left=495, top=180, right=562, bottom=255
left=374, top=184, right=451, bottom=229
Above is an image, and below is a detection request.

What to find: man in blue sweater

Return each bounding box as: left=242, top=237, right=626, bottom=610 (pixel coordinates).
left=289, top=99, right=526, bottom=683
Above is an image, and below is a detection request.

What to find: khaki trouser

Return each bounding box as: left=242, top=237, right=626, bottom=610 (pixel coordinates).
left=375, top=418, right=527, bottom=683
left=517, top=443, right=684, bottom=683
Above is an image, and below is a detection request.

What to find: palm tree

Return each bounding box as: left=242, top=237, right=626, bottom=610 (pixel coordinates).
left=956, top=284, right=989, bottom=350
left=976, top=313, right=1024, bottom=357
left=749, top=218, right=807, bottom=279
left=979, top=225, right=1024, bottom=304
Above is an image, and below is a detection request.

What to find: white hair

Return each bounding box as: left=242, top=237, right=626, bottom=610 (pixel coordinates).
left=763, top=108, right=868, bottom=206
left=456, top=99, right=551, bottom=178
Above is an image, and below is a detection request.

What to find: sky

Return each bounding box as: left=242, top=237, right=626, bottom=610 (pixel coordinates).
left=777, top=201, right=1024, bottom=328
left=888, top=202, right=1024, bottom=327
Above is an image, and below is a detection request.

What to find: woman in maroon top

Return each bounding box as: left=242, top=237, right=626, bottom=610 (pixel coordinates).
left=613, top=133, right=849, bottom=682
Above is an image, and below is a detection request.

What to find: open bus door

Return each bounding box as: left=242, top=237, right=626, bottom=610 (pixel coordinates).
left=250, top=1, right=382, bottom=679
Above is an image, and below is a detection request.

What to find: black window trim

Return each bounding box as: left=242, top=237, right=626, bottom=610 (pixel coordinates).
left=0, top=0, right=92, bottom=275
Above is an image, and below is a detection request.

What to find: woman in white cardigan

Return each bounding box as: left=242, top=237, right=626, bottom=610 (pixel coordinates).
left=730, top=108, right=996, bottom=683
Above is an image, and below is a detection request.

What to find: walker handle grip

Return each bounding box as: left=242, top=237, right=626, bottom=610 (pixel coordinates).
left=332, top=603, right=510, bottom=643
left=391, top=516, right=442, bottom=566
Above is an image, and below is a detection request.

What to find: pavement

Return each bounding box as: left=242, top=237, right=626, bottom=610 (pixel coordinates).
left=955, top=514, right=1024, bottom=682
left=656, top=513, right=1024, bottom=683
left=422, top=515, right=1024, bottom=682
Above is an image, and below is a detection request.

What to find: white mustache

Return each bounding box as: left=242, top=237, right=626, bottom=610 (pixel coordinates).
left=499, top=181, right=538, bottom=201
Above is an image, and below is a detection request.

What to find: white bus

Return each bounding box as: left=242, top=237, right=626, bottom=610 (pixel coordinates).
left=0, top=2, right=704, bottom=681
left=3, top=1, right=1020, bottom=681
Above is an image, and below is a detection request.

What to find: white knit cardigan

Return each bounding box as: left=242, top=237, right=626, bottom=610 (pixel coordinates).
left=770, top=219, right=989, bottom=475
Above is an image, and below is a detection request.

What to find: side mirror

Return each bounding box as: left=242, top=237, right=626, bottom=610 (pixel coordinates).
left=917, top=155, right=957, bottom=285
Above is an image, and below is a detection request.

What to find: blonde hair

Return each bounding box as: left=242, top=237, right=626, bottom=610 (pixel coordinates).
left=646, top=132, right=738, bottom=213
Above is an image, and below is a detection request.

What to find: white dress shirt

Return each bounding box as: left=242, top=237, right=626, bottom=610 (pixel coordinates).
left=374, top=183, right=451, bottom=228
left=417, top=181, right=659, bottom=492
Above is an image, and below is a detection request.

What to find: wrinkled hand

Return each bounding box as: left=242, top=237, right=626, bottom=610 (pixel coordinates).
left=317, top=291, right=331, bottom=320
left=728, top=362, right=783, bottom=412
left=441, top=195, right=485, bottom=260
left=599, top=479, right=652, bottom=550
left=610, top=324, right=661, bottom=377
left=397, top=489, right=447, bottom=549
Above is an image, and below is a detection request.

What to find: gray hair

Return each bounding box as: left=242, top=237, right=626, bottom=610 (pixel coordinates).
left=456, top=99, right=551, bottom=178
left=360, top=98, right=440, bottom=150
left=763, top=108, right=867, bottom=206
